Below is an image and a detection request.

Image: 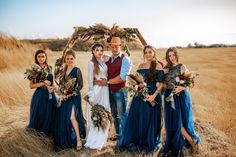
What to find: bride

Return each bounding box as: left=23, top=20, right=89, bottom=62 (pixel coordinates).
left=84, top=43, right=111, bottom=149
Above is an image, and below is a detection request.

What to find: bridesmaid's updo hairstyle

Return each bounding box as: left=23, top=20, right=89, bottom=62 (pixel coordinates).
left=34, top=49, right=48, bottom=66
left=165, top=47, right=179, bottom=68
left=91, top=43, right=104, bottom=75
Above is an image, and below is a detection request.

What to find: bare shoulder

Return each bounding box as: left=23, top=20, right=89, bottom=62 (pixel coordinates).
left=163, top=68, right=169, bottom=74
left=138, top=63, right=145, bottom=70
left=156, top=62, right=163, bottom=70
left=181, top=63, right=188, bottom=71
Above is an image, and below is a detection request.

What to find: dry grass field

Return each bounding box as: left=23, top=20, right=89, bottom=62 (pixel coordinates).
left=0, top=34, right=236, bottom=157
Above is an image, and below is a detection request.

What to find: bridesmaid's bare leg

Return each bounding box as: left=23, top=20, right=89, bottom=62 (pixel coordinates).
left=70, top=105, right=82, bottom=149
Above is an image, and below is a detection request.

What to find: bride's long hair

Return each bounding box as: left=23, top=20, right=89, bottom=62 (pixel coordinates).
left=91, top=43, right=104, bottom=75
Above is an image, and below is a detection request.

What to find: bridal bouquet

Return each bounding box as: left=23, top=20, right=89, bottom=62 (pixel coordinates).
left=90, top=104, right=112, bottom=131
left=24, top=63, right=48, bottom=83
left=166, top=69, right=199, bottom=108
left=55, top=75, right=78, bottom=107
left=127, top=72, right=157, bottom=106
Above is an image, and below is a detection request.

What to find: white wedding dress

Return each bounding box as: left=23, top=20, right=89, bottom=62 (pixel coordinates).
left=84, top=60, right=111, bottom=150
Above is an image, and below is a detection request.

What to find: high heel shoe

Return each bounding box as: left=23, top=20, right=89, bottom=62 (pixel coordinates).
left=189, top=139, right=199, bottom=154
left=76, top=141, right=82, bottom=151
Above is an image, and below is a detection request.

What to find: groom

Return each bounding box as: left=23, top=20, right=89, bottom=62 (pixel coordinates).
left=96, top=36, right=132, bottom=151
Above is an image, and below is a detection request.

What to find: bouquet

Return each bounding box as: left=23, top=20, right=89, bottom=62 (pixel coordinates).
left=55, top=75, right=78, bottom=107
left=24, top=64, right=54, bottom=99
left=127, top=72, right=157, bottom=106
left=24, top=63, right=48, bottom=83
left=166, top=69, right=199, bottom=109
left=174, top=69, right=198, bottom=88
left=54, top=57, right=64, bottom=80
left=90, top=104, right=112, bottom=131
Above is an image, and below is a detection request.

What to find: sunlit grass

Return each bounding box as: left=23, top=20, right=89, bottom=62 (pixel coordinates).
left=0, top=34, right=236, bottom=156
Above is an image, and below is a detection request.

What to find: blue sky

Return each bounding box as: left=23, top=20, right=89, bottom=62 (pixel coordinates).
left=0, top=0, right=236, bottom=47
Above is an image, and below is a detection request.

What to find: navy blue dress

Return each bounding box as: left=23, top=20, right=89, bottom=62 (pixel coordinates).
left=120, top=69, right=164, bottom=153
left=28, top=67, right=57, bottom=136
left=53, top=67, right=86, bottom=150
left=162, top=64, right=200, bottom=156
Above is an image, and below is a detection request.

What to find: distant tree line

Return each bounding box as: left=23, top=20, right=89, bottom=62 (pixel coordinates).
left=25, top=38, right=142, bottom=52
left=24, top=38, right=236, bottom=50
left=187, top=42, right=236, bottom=48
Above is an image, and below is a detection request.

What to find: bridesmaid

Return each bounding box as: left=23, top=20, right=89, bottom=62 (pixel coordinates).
left=160, top=47, right=200, bottom=157
left=119, top=45, right=164, bottom=153
left=53, top=50, right=86, bottom=150
left=27, top=49, right=57, bottom=135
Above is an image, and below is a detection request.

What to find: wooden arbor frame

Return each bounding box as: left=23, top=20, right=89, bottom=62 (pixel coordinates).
left=61, top=24, right=147, bottom=60
left=54, top=24, right=147, bottom=80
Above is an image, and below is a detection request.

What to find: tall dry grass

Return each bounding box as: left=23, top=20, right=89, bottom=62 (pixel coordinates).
left=0, top=34, right=35, bottom=138
left=0, top=34, right=236, bottom=156
left=0, top=33, right=56, bottom=108
left=0, top=33, right=36, bottom=69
